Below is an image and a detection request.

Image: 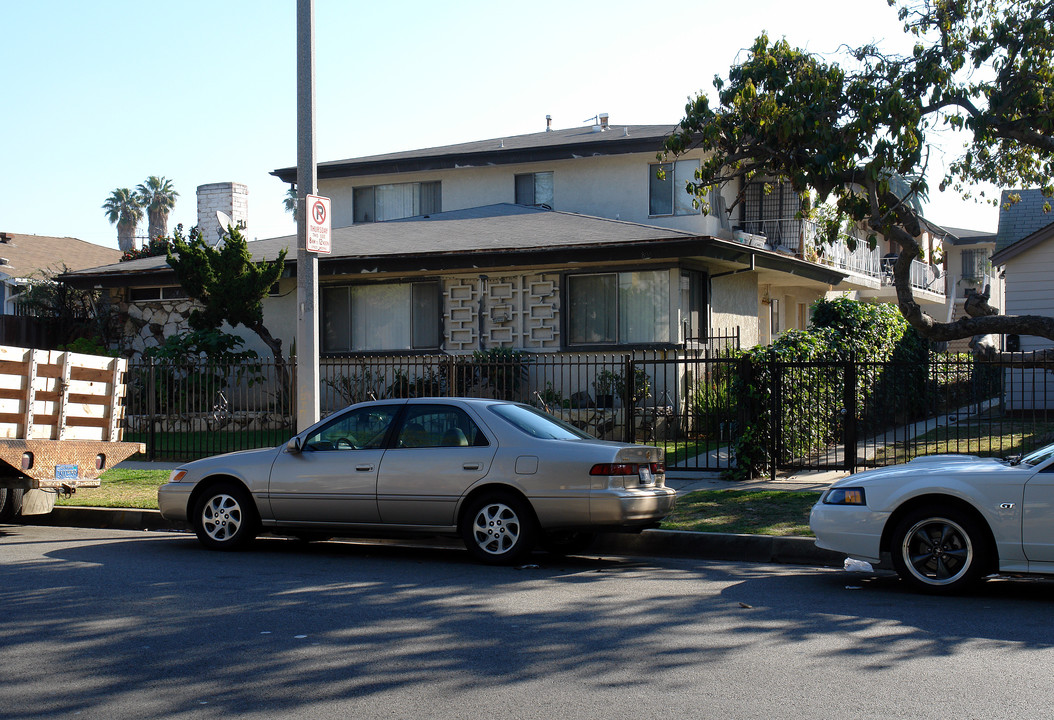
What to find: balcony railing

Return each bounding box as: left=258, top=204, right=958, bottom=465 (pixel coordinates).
left=737, top=218, right=945, bottom=295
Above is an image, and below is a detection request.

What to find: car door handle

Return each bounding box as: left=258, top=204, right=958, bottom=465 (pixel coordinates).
left=356, top=464, right=374, bottom=472
left=463, top=463, right=483, bottom=471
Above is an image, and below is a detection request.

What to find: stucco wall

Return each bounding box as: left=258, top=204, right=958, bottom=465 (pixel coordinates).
left=318, top=150, right=729, bottom=237
left=710, top=272, right=759, bottom=347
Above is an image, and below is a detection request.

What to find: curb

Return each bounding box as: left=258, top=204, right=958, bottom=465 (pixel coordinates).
left=26, top=507, right=846, bottom=567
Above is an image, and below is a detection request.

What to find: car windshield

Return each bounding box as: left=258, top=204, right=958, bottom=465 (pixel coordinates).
left=489, top=403, right=593, bottom=440
left=1021, top=442, right=1054, bottom=467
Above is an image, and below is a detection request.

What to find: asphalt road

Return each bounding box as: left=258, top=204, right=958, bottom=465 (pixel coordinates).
left=3, top=525, right=1054, bottom=720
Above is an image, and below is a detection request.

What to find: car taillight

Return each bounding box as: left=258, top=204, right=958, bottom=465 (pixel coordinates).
left=590, top=463, right=638, bottom=476
left=650, top=462, right=665, bottom=475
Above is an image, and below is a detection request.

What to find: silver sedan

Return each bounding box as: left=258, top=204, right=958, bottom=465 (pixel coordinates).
left=810, top=441, right=1054, bottom=593
left=158, top=398, right=675, bottom=564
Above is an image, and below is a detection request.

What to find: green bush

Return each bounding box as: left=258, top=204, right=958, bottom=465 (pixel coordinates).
left=728, top=298, right=928, bottom=479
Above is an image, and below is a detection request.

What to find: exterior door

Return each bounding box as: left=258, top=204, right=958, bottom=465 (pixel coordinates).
left=268, top=405, right=399, bottom=524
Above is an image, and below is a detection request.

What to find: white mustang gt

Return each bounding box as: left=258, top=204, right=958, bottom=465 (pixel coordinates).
left=810, top=442, right=1054, bottom=593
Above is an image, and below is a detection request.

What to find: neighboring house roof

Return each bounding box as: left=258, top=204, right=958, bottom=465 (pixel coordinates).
left=932, top=225, right=998, bottom=246
left=994, top=189, right=1054, bottom=253
left=0, top=231, right=122, bottom=282
left=270, top=124, right=677, bottom=183
left=991, top=220, right=1054, bottom=266
left=62, top=204, right=847, bottom=288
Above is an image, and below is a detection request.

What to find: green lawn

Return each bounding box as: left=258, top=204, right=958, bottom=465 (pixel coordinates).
left=661, top=490, right=820, bottom=536
left=57, top=469, right=819, bottom=537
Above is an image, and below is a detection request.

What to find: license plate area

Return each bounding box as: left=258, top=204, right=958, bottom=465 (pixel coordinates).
left=55, top=464, right=79, bottom=481
left=638, top=466, right=654, bottom=486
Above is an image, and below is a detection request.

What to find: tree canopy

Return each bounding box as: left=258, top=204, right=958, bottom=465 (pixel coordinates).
left=661, top=0, right=1054, bottom=356
left=166, top=224, right=287, bottom=361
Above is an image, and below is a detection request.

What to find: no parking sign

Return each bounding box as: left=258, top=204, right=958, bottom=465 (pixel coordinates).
left=305, top=194, right=331, bottom=254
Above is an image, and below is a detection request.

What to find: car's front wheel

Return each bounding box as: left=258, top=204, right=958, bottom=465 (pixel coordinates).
left=889, top=505, right=991, bottom=594
left=192, top=482, right=259, bottom=551
left=461, top=491, right=537, bottom=565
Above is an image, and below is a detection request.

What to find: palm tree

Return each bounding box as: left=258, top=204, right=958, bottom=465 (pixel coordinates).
left=102, top=188, right=144, bottom=252
left=136, top=176, right=179, bottom=240
left=284, top=186, right=298, bottom=224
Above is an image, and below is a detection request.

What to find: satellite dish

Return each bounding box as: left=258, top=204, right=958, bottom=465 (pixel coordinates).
left=213, top=211, right=233, bottom=247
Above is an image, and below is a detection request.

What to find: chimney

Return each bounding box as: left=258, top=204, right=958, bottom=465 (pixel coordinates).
left=545, top=114, right=552, bottom=132
left=599, top=113, right=609, bottom=129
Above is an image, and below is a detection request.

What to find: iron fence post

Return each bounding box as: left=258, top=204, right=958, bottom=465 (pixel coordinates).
left=843, top=360, right=858, bottom=472
left=625, top=355, right=635, bottom=444
left=148, top=358, right=157, bottom=461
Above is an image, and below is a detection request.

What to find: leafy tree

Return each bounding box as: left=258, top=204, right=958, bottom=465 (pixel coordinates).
left=102, top=188, right=143, bottom=253
left=136, top=176, right=179, bottom=241
left=661, top=0, right=1054, bottom=360
left=166, top=224, right=290, bottom=394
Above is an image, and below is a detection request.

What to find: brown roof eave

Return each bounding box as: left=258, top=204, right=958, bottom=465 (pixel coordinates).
left=60, top=267, right=180, bottom=291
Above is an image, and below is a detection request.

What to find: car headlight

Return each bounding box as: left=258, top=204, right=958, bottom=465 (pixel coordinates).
left=168, top=469, right=188, bottom=483
left=823, top=487, right=866, bottom=506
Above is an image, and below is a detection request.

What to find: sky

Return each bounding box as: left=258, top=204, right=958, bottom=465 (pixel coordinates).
left=1, top=0, right=1001, bottom=252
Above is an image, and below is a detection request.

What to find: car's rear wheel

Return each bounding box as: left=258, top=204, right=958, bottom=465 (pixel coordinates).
left=0, top=487, right=24, bottom=523
left=540, top=530, right=597, bottom=556
left=461, top=491, right=537, bottom=565
left=192, top=482, right=259, bottom=551
left=890, top=505, right=990, bottom=594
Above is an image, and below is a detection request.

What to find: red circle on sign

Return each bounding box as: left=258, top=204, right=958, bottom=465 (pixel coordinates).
left=312, top=201, right=327, bottom=224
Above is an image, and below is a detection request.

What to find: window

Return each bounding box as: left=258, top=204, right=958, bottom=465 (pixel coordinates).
left=680, top=270, right=707, bottom=342
left=567, top=270, right=671, bottom=345
left=962, top=249, right=989, bottom=281
left=352, top=181, right=441, bottom=223
left=305, top=405, right=398, bottom=451
left=769, top=298, right=781, bottom=335
left=649, top=160, right=700, bottom=216
left=322, top=281, right=441, bottom=352
left=515, top=172, right=553, bottom=206
left=129, top=286, right=187, bottom=302
left=394, top=405, right=489, bottom=448
left=489, top=403, right=591, bottom=440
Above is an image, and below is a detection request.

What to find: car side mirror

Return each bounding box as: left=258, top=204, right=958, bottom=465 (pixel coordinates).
left=286, top=436, right=303, bottom=454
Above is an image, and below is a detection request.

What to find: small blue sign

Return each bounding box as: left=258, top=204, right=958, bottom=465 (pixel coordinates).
left=55, top=464, right=79, bottom=480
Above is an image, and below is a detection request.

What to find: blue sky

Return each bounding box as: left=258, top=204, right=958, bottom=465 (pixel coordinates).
left=1, top=0, right=998, bottom=252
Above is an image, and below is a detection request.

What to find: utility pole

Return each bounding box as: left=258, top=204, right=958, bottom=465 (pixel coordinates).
left=295, top=0, right=320, bottom=431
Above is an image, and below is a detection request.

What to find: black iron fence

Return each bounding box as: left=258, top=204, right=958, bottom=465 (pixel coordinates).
left=122, top=344, right=1054, bottom=477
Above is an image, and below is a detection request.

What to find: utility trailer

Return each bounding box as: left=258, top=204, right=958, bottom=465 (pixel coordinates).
left=0, top=345, right=145, bottom=519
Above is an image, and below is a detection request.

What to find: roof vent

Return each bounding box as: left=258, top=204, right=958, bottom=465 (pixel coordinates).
left=599, top=113, right=609, bottom=129
left=0, top=233, right=10, bottom=243
left=545, top=114, right=552, bottom=132
left=0, top=258, right=10, bottom=266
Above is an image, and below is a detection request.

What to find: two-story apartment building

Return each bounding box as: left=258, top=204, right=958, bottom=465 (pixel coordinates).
left=67, top=119, right=966, bottom=365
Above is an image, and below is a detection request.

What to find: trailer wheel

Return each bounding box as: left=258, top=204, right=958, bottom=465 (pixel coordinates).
left=0, top=488, right=24, bottom=522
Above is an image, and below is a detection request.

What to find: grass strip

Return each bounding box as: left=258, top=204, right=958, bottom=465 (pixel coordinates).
left=660, top=489, right=820, bottom=536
